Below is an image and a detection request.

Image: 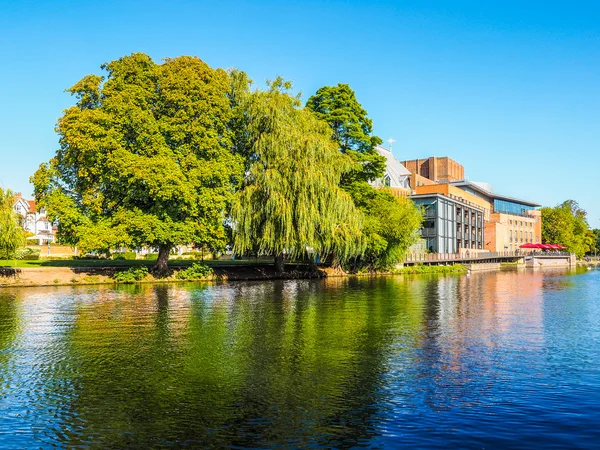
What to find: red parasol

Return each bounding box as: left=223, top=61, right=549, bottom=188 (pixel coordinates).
left=519, top=243, right=537, bottom=249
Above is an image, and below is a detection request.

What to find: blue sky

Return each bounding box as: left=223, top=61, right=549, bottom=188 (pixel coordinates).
left=1, top=0, right=598, bottom=226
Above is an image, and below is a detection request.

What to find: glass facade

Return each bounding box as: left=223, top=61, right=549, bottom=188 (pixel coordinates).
left=494, top=199, right=536, bottom=217
left=412, top=196, right=484, bottom=253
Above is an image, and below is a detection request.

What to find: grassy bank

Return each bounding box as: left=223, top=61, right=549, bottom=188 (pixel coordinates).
left=393, top=264, right=467, bottom=275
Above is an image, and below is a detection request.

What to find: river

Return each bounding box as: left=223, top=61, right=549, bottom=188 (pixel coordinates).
left=0, top=267, right=599, bottom=448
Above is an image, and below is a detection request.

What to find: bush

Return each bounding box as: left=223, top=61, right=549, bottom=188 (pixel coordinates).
left=113, top=251, right=137, bottom=260
left=74, top=254, right=104, bottom=260
left=144, top=253, right=158, bottom=261
left=15, top=248, right=41, bottom=260
left=394, top=264, right=466, bottom=275
left=113, top=266, right=149, bottom=283
left=175, top=263, right=213, bottom=280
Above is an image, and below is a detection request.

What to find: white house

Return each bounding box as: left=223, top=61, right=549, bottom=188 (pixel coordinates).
left=12, top=195, right=55, bottom=245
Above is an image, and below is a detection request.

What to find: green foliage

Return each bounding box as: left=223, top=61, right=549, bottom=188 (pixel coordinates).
left=394, top=264, right=466, bottom=274
left=175, top=263, right=214, bottom=280
left=144, top=253, right=158, bottom=261
left=306, top=85, right=421, bottom=270
left=231, top=78, right=365, bottom=265
left=16, top=248, right=41, bottom=260
left=592, top=229, right=600, bottom=255
left=346, top=187, right=422, bottom=270
left=306, top=84, right=385, bottom=185
left=0, top=189, right=25, bottom=259
left=113, top=251, right=137, bottom=261
left=113, top=266, right=149, bottom=283
left=542, top=200, right=594, bottom=258
left=31, top=53, right=244, bottom=272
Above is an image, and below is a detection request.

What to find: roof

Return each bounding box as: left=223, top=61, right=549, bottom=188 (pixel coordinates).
left=410, top=192, right=485, bottom=212
left=374, top=145, right=411, bottom=187
left=27, top=200, right=36, bottom=211
left=450, top=180, right=541, bottom=207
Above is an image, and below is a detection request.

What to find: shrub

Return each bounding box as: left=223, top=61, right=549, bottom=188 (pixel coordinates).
left=113, top=251, right=137, bottom=261
left=175, top=263, right=213, bottom=280
left=113, top=266, right=149, bottom=283
left=144, top=253, right=158, bottom=261
left=394, top=264, right=466, bottom=275
left=15, top=248, right=41, bottom=260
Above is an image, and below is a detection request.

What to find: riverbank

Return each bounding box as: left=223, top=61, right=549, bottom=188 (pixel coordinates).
left=0, top=260, right=475, bottom=287
left=1, top=259, right=585, bottom=288
left=0, top=263, right=328, bottom=288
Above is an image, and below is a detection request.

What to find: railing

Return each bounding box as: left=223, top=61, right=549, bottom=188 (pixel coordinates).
left=404, top=251, right=572, bottom=263
left=420, top=228, right=437, bottom=237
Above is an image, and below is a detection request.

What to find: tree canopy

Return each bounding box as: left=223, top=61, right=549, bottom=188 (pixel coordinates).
left=306, top=84, right=385, bottom=185
left=0, top=189, right=24, bottom=259
left=542, top=200, right=595, bottom=258
left=231, top=79, right=365, bottom=270
left=32, top=53, right=243, bottom=272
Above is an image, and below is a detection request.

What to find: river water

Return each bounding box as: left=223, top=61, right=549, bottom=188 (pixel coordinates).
left=0, top=267, right=599, bottom=448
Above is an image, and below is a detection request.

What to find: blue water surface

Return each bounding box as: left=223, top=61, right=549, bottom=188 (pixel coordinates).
left=0, top=267, right=599, bottom=448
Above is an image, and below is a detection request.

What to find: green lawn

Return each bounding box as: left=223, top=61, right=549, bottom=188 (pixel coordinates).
left=0, top=258, right=275, bottom=269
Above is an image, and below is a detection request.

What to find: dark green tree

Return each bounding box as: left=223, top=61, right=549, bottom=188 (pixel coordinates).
left=32, top=53, right=243, bottom=273
left=306, top=84, right=385, bottom=185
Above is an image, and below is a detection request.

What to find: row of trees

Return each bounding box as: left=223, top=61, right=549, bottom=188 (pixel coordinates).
left=32, top=53, right=422, bottom=272
left=541, top=200, right=597, bottom=258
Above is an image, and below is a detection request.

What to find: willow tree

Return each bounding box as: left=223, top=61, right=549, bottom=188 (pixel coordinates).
left=0, top=188, right=24, bottom=259
left=32, top=53, right=243, bottom=273
left=231, top=79, right=365, bottom=271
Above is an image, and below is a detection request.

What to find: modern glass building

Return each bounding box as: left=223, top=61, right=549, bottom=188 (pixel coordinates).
left=450, top=181, right=540, bottom=216
left=411, top=193, right=485, bottom=254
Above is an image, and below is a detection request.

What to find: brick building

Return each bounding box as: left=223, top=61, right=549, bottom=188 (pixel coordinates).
left=401, top=156, right=464, bottom=183
left=374, top=150, right=543, bottom=254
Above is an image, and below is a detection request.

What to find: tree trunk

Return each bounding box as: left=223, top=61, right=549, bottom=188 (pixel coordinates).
left=274, top=254, right=285, bottom=273
left=154, top=246, right=171, bottom=276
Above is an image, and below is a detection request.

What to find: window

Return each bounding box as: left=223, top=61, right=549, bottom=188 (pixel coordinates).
left=510, top=230, right=513, bottom=242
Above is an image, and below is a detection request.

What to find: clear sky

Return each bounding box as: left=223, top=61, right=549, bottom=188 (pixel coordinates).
left=1, top=0, right=598, bottom=226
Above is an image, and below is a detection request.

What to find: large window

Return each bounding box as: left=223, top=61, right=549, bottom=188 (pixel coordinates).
left=494, top=199, right=536, bottom=217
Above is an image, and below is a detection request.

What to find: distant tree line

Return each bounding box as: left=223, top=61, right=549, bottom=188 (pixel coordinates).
left=31, top=53, right=422, bottom=273
left=541, top=200, right=596, bottom=258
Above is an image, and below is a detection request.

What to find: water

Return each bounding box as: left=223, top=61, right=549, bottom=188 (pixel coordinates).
left=0, top=268, right=599, bottom=448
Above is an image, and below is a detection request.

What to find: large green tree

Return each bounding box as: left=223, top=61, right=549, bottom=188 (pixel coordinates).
left=0, top=189, right=24, bottom=259
left=231, top=79, right=365, bottom=271
left=32, top=53, right=243, bottom=273
left=542, top=200, right=594, bottom=258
